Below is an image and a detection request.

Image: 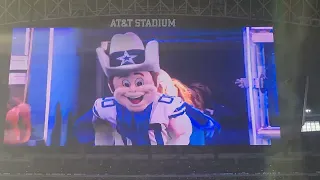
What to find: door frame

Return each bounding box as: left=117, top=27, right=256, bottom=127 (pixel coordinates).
left=243, top=27, right=281, bottom=145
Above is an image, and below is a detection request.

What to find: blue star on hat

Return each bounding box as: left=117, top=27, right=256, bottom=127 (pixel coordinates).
left=117, top=51, right=137, bottom=65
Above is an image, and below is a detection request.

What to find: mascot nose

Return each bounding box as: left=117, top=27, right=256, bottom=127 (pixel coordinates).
left=129, top=85, right=137, bottom=92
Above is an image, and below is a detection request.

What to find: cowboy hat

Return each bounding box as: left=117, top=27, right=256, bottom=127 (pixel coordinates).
left=96, top=32, right=160, bottom=77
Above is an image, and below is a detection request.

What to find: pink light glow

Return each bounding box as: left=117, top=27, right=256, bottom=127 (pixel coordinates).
left=257, top=127, right=281, bottom=137
left=252, top=32, right=274, bottom=43
left=251, top=27, right=273, bottom=30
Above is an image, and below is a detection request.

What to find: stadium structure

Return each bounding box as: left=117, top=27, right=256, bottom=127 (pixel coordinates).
left=0, top=0, right=319, bottom=27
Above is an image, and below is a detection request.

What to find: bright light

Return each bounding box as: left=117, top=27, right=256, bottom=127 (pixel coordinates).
left=306, top=109, right=311, bottom=113
left=302, top=121, right=320, bottom=132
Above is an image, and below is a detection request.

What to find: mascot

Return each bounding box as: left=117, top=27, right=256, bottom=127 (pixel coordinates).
left=93, top=32, right=192, bottom=146
left=157, top=70, right=221, bottom=145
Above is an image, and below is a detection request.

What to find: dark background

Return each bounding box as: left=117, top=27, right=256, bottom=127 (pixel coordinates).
left=77, top=28, right=249, bottom=145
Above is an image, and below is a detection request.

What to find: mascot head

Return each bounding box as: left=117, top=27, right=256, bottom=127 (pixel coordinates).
left=96, top=32, right=160, bottom=112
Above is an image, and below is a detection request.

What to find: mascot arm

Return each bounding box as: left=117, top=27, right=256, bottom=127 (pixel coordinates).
left=167, top=97, right=192, bottom=145
left=92, top=98, right=117, bottom=146
left=93, top=117, right=115, bottom=146
left=92, top=98, right=117, bottom=124
left=168, top=114, right=192, bottom=145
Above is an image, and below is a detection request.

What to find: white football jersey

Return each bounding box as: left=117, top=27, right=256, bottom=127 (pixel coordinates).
left=92, top=93, right=192, bottom=146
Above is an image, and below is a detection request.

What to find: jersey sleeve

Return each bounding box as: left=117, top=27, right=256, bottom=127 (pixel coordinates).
left=92, top=97, right=117, bottom=146
left=158, top=95, right=192, bottom=145
left=92, top=97, right=117, bottom=125
left=92, top=99, right=101, bottom=119
left=167, top=96, right=187, bottom=120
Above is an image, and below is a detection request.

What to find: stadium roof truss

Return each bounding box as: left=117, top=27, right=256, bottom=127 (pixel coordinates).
left=0, top=0, right=320, bottom=27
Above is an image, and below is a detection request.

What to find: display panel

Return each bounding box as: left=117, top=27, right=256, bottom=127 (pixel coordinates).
left=4, top=27, right=280, bottom=146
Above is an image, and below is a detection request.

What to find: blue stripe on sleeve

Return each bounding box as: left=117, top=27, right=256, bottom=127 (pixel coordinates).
left=92, top=106, right=101, bottom=118
left=174, top=102, right=186, bottom=112
left=168, top=110, right=186, bottom=119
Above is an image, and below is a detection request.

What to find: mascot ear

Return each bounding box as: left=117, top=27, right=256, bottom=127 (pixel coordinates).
left=108, top=83, right=114, bottom=94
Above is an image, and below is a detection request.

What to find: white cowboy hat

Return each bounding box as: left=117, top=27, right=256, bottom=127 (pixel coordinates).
left=96, top=32, right=160, bottom=77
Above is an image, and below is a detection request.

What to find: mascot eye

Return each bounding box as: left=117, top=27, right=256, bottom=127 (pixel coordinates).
left=122, top=80, right=131, bottom=87
left=135, top=78, right=144, bottom=87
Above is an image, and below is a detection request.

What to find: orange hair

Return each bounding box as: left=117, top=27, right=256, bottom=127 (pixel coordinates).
left=171, top=78, right=194, bottom=106
left=157, top=70, right=199, bottom=108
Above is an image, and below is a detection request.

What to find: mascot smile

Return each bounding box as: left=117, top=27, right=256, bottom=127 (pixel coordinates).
left=112, top=71, right=157, bottom=112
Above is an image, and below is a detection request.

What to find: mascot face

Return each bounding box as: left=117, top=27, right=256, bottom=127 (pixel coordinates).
left=112, top=71, right=157, bottom=112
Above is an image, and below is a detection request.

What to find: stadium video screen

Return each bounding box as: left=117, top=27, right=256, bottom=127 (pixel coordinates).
left=4, top=27, right=280, bottom=146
